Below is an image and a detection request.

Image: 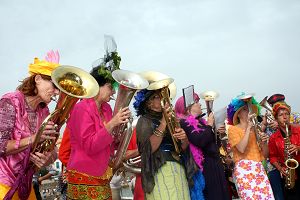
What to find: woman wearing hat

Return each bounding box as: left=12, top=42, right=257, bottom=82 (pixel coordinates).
left=175, top=92, right=230, bottom=200
left=0, top=51, right=60, bottom=199
left=133, top=88, right=190, bottom=200
left=65, top=60, right=131, bottom=199
left=227, top=94, right=274, bottom=199
left=268, top=101, right=300, bottom=199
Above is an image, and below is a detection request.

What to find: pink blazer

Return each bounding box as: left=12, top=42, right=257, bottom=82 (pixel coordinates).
left=66, top=98, right=113, bottom=176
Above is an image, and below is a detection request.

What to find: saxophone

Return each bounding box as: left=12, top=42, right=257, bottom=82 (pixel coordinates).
left=283, top=123, right=299, bottom=189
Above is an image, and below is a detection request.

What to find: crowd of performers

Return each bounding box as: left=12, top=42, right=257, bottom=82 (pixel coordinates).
left=1, top=43, right=300, bottom=199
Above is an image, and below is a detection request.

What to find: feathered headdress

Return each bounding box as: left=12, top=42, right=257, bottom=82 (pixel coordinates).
left=91, top=35, right=121, bottom=88
left=28, top=50, right=60, bottom=76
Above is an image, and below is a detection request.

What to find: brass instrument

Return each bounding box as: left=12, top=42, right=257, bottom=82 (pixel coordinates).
left=147, top=78, right=181, bottom=155
left=283, top=123, right=299, bottom=189
left=240, top=94, right=263, bottom=148
left=200, top=91, right=219, bottom=142
left=200, top=91, right=219, bottom=116
left=259, top=96, right=275, bottom=123
left=32, top=65, right=100, bottom=153
left=123, top=155, right=141, bottom=174
left=119, top=71, right=177, bottom=173
left=110, top=69, right=149, bottom=169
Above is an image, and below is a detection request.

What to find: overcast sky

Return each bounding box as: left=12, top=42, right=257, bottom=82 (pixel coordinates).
left=1, top=0, right=299, bottom=113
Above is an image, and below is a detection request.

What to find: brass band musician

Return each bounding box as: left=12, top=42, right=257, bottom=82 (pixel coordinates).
left=268, top=100, right=300, bottom=199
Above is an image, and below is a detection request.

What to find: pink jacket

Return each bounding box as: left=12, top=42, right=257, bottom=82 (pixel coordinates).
left=0, top=91, right=49, bottom=186
left=66, top=98, right=114, bottom=176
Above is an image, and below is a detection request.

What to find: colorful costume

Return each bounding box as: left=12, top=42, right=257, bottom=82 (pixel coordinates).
left=0, top=91, right=49, bottom=199
left=134, top=89, right=190, bottom=200
left=227, top=94, right=274, bottom=200
left=180, top=115, right=229, bottom=200
left=268, top=100, right=300, bottom=199
left=0, top=52, right=58, bottom=200
left=66, top=99, right=114, bottom=200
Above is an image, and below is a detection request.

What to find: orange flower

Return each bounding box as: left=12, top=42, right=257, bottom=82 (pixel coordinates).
left=243, top=182, right=251, bottom=190
left=245, top=173, right=255, bottom=181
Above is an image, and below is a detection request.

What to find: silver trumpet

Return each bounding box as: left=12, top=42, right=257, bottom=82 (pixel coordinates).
left=259, top=96, right=275, bottom=123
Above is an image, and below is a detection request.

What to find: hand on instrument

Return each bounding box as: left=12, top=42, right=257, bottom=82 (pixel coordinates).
left=110, top=107, right=131, bottom=127
left=269, top=120, right=279, bottom=130
left=279, top=166, right=287, bottom=178
left=288, top=144, right=299, bottom=155
left=207, top=112, right=215, bottom=127
left=32, top=121, right=58, bottom=144
left=247, top=113, right=256, bottom=129
left=30, top=149, right=57, bottom=169
left=258, top=131, right=269, bottom=143
left=160, top=103, right=172, bottom=126
left=173, top=127, right=188, bottom=142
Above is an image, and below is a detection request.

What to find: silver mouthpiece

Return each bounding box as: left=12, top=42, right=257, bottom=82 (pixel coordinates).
left=51, top=96, right=58, bottom=103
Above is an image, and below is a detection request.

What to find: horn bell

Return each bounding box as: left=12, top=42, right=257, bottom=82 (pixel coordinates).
left=200, top=90, right=219, bottom=101
left=52, top=65, right=99, bottom=98
left=139, top=71, right=177, bottom=101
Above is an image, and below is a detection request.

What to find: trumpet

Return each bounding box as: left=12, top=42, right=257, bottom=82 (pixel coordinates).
left=148, top=78, right=182, bottom=156
left=240, top=94, right=264, bottom=148
left=200, top=91, right=219, bottom=142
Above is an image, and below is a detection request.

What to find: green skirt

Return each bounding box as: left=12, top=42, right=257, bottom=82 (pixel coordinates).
left=146, top=161, right=190, bottom=200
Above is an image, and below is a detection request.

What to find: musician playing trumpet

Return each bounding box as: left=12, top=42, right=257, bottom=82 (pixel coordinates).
left=227, top=93, right=274, bottom=199
left=268, top=101, right=300, bottom=199
left=133, top=88, right=190, bottom=200
left=175, top=91, right=230, bottom=200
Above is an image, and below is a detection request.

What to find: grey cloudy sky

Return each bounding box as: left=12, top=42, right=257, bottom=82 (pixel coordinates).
left=0, top=0, right=300, bottom=113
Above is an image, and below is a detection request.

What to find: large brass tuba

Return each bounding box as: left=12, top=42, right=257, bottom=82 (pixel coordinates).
left=284, top=124, right=299, bottom=189
left=32, top=65, right=99, bottom=153
left=147, top=78, right=181, bottom=155
left=110, top=69, right=149, bottom=169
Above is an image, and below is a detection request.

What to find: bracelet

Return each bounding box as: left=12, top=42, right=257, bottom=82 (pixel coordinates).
left=156, top=128, right=164, bottom=135
left=153, top=129, right=165, bottom=137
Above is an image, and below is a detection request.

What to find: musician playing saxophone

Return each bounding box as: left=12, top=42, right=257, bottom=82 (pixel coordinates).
left=269, top=101, right=300, bottom=199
